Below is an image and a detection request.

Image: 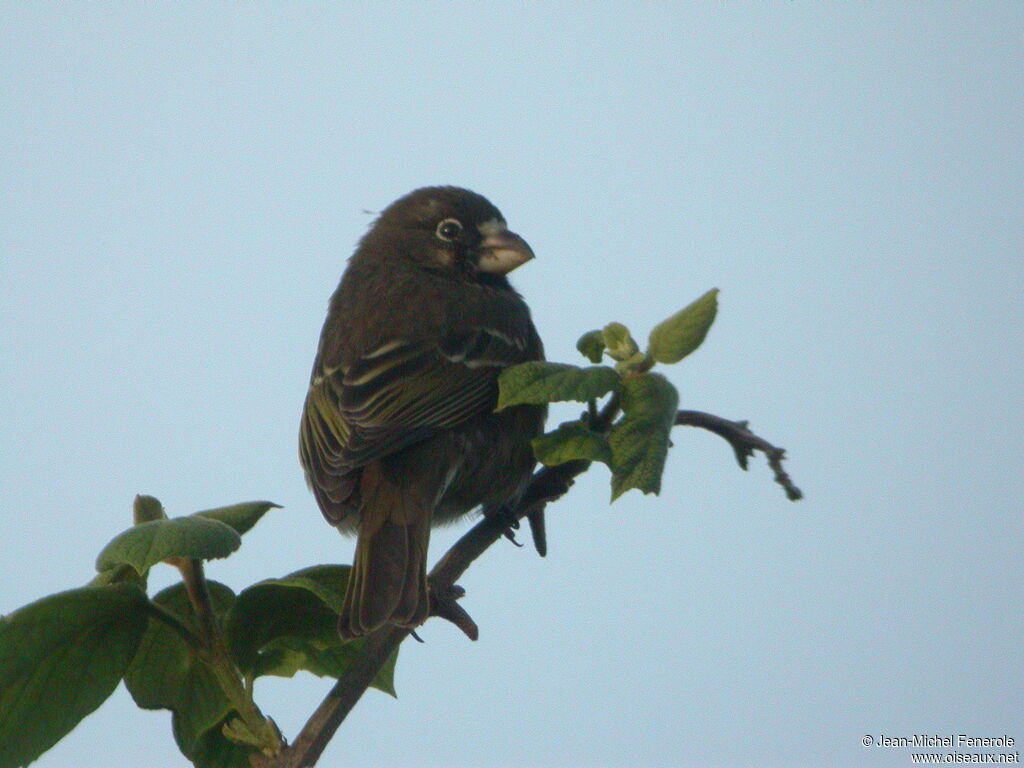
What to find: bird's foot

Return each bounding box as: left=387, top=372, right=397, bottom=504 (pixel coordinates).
left=484, top=503, right=546, bottom=556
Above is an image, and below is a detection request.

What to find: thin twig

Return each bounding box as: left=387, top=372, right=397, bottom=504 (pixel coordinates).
left=525, top=507, right=547, bottom=557
left=675, top=410, right=803, bottom=500
left=430, top=585, right=478, bottom=641
left=177, top=558, right=219, bottom=647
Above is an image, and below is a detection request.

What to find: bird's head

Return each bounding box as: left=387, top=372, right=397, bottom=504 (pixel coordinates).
left=362, top=186, right=535, bottom=284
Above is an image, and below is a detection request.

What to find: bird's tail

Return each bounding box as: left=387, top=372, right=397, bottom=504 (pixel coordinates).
left=339, top=512, right=430, bottom=639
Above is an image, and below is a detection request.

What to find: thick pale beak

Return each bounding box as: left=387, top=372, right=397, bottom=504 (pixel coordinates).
left=476, top=230, right=535, bottom=275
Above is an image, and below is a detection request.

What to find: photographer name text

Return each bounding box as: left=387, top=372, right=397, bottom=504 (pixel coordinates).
left=869, top=735, right=1015, bottom=749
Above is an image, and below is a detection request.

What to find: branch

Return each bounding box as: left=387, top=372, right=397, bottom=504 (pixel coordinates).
left=675, top=410, right=803, bottom=500
left=263, top=401, right=797, bottom=767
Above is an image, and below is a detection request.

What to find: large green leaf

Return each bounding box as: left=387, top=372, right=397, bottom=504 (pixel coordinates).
left=608, top=373, right=680, bottom=500
left=647, top=288, right=719, bottom=364
left=226, top=565, right=397, bottom=696
left=227, top=566, right=347, bottom=673
left=194, top=501, right=280, bottom=536
left=0, top=584, right=149, bottom=768
left=95, top=515, right=242, bottom=575
left=532, top=421, right=611, bottom=466
left=123, top=581, right=245, bottom=763
left=497, top=362, right=620, bottom=410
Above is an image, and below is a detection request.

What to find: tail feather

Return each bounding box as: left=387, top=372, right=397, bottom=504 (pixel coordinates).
left=339, top=517, right=430, bottom=639
left=390, top=518, right=429, bottom=627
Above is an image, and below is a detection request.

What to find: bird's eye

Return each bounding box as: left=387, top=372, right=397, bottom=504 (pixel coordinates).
left=435, top=218, right=463, bottom=242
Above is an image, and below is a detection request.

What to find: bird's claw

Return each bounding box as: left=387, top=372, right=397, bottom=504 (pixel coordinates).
left=502, top=528, right=524, bottom=547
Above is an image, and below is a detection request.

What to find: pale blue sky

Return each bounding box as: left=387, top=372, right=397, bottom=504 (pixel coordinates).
left=3, top=4, right=1021, bottom=767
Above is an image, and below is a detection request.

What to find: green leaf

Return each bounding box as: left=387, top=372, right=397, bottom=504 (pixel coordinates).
left=191, top=717, right=256, bottom=768
left=133, top=494, right=168, bottom=524
left=497, top=362, right=620, bottom=410
left=575, top=330, right=605, bottom=363
left=95, top=515, right=242, bottom=575
left=123, top=581, right=244, bottom=763
left=227, top=566, right=347, bottom=672
left=0, top=584, right=149, bottom=768
left=647, top=288, right=719, bottom=364
left=253, top=637, right=398, bottom=696
left=608, top=373, right=680, bottom=500
left=88, top=563, right=148, bottom=589
left=614, top=350, right=654, bottom=376
left=194, top=501, right=281, bottom=536
left=171, top=663, right=236, bottom=761
left=226, top=566, right=397, bottom=695
left=602, top=322, right=639, bottom=361
left=532, top=421, right=611, bottom=466
left=91, top=495, right=171, bottom=587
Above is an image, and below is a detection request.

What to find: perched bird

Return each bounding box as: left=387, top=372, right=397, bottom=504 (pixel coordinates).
left=300, top=186, right=545, bottom=638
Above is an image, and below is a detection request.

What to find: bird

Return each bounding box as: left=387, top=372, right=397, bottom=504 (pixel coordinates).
left=299, top=186, right=546, bottom=639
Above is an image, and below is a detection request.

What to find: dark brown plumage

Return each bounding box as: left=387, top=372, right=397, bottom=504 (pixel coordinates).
left=299, top=186, right=545, bottom=638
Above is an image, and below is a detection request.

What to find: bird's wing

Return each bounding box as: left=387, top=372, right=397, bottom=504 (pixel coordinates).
left=300, top=325, right=531, bottom=506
